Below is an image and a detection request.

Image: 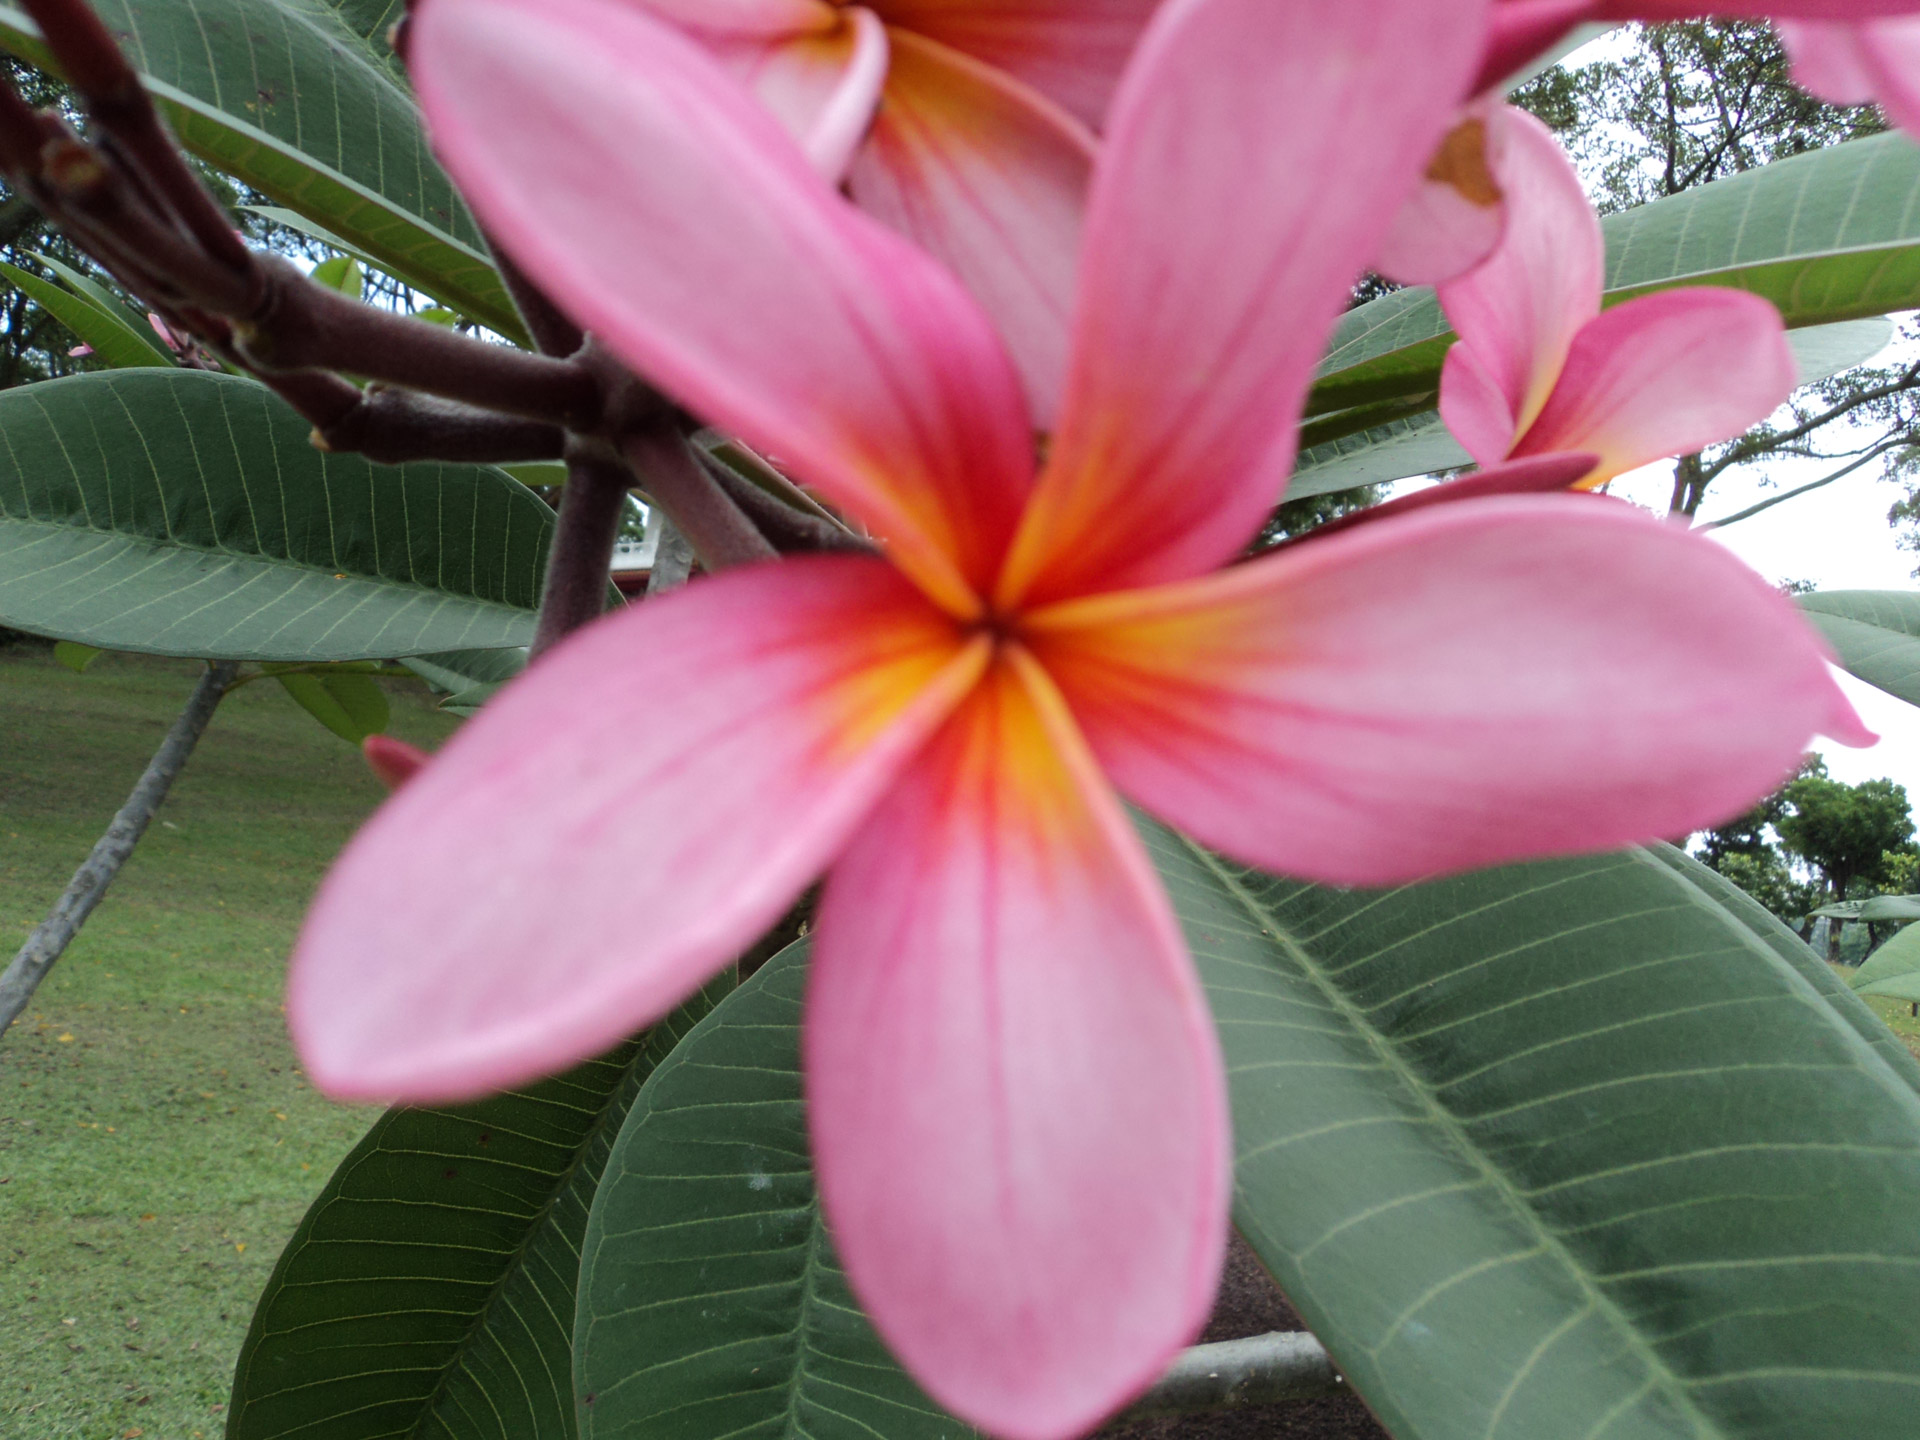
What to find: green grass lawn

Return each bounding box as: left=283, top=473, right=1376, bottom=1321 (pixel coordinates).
left=0, top=648, right=458, bottom=1440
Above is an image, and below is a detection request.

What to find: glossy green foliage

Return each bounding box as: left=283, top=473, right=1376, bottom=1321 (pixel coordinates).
left=1852, top=926, right=1920, bottom=1002
left=272, top=667, right=389, bottom=742
left=1801, top=590, right=1920, bottom=707
left=227, top=977, right=733, bottom=1440
left=567, top=833, right=1920, bottom=1440
left=0, top=0, right=522, bottom=337
left=1154, top=825, right=1920, bottom=1440
left=575, top=942, right=979, bottom=1440
left=0, top=257, right=175, bottom=368
left=0, top=369, right=552, bottom=661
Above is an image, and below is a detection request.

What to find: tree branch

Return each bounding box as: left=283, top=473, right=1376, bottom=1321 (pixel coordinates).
left=1113, top=1332, right=1344, bottom=1423
left=0, top=659, right=238, bottom=1039
left=624, top=426, right=778, bottom=573
left=1698, top=437, right=1908, bottom=529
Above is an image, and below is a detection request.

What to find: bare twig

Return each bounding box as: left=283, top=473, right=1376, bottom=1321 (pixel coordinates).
left=1698, top=438, right=1908, bottom=530
left=697, top=447, right=869, bottom=555
left=624, top=426, right=777, bottom=573
left=1114, top=1332, right=1344, bottom=1423
left=0, top=659, right=238, bottom=1039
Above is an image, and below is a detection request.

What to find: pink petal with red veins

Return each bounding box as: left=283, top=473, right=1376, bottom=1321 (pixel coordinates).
left=411, top=0, right=1034, bottom=614
left=1513, top=287, right=1796, bottom=485
left=289, top=556, right=986, bottom=1104
left=1438, top=107, right=1601, bottom=446
left=848, top=28, right=1093, bottom=426
left=1029, top=496, right=1871, bottom=888
left=710, top=6, right=890, bottom=180
left=807, top=650, right=1227, bottom=1440
left=998, top=0, right=1489, bottom=610
left=871, top=0, right=1160, bottom=128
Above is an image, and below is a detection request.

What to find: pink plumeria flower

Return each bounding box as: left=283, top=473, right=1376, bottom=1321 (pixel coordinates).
left=290, top=0, right=1870, bottom=1434
left=1436, top=106, right=1801, bottom=485
left=631, top=0, right=1156, bottom=423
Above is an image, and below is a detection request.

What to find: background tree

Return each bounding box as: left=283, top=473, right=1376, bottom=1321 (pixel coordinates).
left=1776, top=763, right=1917, bottom=956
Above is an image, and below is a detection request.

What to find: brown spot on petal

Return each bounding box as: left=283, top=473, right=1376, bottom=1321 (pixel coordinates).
left=1426, top=118, right=1502, bottom=207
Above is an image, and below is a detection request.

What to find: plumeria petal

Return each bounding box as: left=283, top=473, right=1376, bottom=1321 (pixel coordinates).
left=1440, top=336, right=1524, bottom=466
left=1785, top=16, right=1920, bottom=134
left=1779, top=17, right=1883, bottom=101
left=638, top=0, right=837, bottom=37
left=361, top=734, right=429, bottom=791
left=1480, top=0, right=1920, bottom=92
left=847, top=28, right=1094, bottom=425
left=1273, top=452, right=1600, bottom=549
left=411, top=0, right=1035, bottom=614
left=1513, top=287, right=1797, bottom=485
left=997, top=0, right=1490, bottom=610
left=709, top=6, right=890, bottom=179
left=289, top=557, right=987, bottom=1103
left=1438, top=107, right=1601, bottom=451
left=870, top=0, right=1161, bottom=128
left=808, top=649, right=1228, bottom=1440
left=1027, top=497, right=1871, bottom=888
left=1376, top=103, right=1512, bottom=286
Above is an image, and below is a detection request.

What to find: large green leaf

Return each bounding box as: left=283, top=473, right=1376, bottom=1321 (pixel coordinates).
left=0, top=368, right=552, bottom=660
left=227, top=977, right=732, bottom=1440
left=1156, top=825, right=1920, bottom=1440
left=1311, top=133, right=1920, bottom=418
left=1851, top=925, right=1920, bottom=1001
left=1800, top=590, right=1920, bottom=707
left=573, top=833, right=1920, bottom=1440
left=575, top=941, right=980, bottom=1440
left=0, top=0, right=522, bottom=338
left=0, top=257, right=175, bottom=368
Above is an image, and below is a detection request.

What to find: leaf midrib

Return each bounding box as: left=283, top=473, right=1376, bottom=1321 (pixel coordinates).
left=1182, top=837, right=1724, bottom=1440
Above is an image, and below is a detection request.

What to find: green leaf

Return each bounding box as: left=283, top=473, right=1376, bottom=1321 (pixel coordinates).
left=1312, top=133, right=1920, bottom=417
left=274, top=668, right=389, bottom=743
left=1851, top=924, right=1920, bottom=999
left=0, top=257, right=175, bottom=369
left=0, top=368, right=552, bottom=661
left=1289, top=316, right=1898, bottom=497
left=1800, top=590, right=1920, bottom=707
left=573, top=831, right=1920, bottom=1440
left=1154, top=822, right=1920, bottom=1440
left=51, top=639, right=102, bottom=672
left=403, top=647, right=528, bottom=714
left=0, top=0, right=523, bottom=339
left=308, top=254, right=364, bottom=301
left=1820, top=896, right=1920, bottom=924
left=227, top=975, right=732, bottom=1440
left=575, top=941, right=980, bottom=1440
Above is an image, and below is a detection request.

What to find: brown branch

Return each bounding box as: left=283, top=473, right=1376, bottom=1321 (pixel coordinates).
left=18, top=0, right=250, bottom=270
left=697, top=448, right=869, bottom=555
left=624, top=425, right=777, bottom=573
left=530, top=447, right=631, bottom=659
left=490, top=238, right=584, bottom=358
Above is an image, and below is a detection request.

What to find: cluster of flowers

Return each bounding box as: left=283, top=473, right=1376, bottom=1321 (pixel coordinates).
left=292, top=4, right=1904, bottom=1437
